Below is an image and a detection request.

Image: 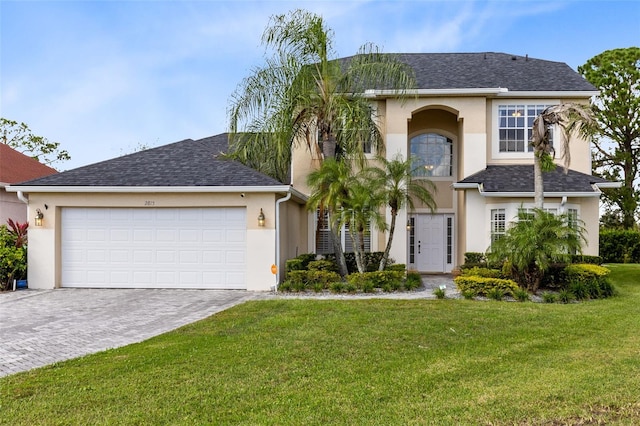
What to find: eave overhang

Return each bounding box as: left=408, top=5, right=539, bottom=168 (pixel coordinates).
left=7, top=185, right=309, bottom=202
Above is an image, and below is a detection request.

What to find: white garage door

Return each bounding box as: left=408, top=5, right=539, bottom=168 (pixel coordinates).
left=61, top=207, right=246, bottom=289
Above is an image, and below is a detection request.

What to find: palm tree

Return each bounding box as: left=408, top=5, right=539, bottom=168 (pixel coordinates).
left=228, top=9, right=416, bottom=182
left=306, top=159, right=353, bottom=277
left=342, top=177, right=386, bottom=273
left=369, top=154, right=437, bottom=271
left=531, top=104, right=595, bottom=208
left=488, top=209, right=586, bottom=292
left=228, top=9, right=415, bottom=269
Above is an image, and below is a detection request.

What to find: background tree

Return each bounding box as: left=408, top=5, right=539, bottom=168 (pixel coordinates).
left=1, top=118, right=70, bottom=167
left=578, top=47, right=640, bottom=229
left=530, top=104, right=594, bottom=209
left=488, top=209, right=586, bottom=292
left=228, top=9, right=415, bottom=182
left=369, top=154, right=436, bottom=270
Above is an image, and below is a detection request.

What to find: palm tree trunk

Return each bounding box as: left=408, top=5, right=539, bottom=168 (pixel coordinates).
left=330, top=224, right=349, bottom=277
left=322, top=136, right=337, bottom=159
left=379, top=209, right=397, bottom=271
left=350, top=228, right=365, bottom=273
left=534, top=153, right=545, bottom=209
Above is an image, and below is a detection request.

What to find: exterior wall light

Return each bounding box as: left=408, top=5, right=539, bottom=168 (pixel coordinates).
left=258, top=208, right=265, bottom=227
left=35, top=209, right=44, bottom=227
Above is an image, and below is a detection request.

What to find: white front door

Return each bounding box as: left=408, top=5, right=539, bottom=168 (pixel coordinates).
left=410, top=214, right=454, bottom=273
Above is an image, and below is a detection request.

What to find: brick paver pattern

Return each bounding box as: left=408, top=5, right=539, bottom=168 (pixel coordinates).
left=0, top=288, right=261, bottom=377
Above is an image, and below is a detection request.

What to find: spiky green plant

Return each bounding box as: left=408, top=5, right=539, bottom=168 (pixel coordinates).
left=488, top=209, right=586, bottom=292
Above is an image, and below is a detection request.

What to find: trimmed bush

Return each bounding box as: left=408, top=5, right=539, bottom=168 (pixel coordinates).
left=283, top=270, right=341, bottom=291
left=347, top=271, right=404, bottom=291
left=564, top=264, right=614, bottom=299
left=464, top=252, right=486, bottom=264
left=461, top=266, right=502, bottom=278
left=285, top=253, right=317, bottom=272
left=569, top=254, right=603, bottom=265
left=454, top=276, right=519, bottom=297
left=599, top=229, right=640, bottom=263
left=308, top=259, right=338, bottom=272
left=385, top=264, right=406, bottom=272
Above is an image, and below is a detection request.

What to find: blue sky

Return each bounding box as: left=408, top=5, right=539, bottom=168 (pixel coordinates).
left=1, top=0, right=638, bottom=171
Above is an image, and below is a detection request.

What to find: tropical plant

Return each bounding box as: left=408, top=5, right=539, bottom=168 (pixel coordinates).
left=342, top=177, right=386, bottom=273
left=369, top=154, right=436, bottom=270
left=488, top=209, right=586, bottom=292
left=530, top=104, right=594, bottom=209
left=7, top=219, right=28, bottom=248
left=0, top=224, right=27, bottom=291
left=228, top=9, right=416, bottom=182
left=306, top=159, right=352, bottom=276
left=578, top=47, right=640, bottom=229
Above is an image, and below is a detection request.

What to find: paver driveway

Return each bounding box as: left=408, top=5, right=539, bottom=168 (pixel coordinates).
left=0, top=288, right=263, bottom=377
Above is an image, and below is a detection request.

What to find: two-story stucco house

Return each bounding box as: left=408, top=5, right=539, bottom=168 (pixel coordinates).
left=9, top=52, right=616, bottom=291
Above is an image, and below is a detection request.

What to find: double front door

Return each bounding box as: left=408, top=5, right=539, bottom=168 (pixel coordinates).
left=409, top=214, right=454, bottom=273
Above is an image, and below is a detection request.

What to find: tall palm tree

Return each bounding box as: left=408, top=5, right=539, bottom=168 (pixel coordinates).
left=531, top=104, right=595, bottom=208
left=228, top=9, right=416, bottom=269
left=228, top=9, right=416, bottom=182
left=369, top=154, right=437, bottom=271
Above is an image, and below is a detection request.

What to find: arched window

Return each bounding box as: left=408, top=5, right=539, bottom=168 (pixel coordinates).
left=410, top=133, right=453, bottom=177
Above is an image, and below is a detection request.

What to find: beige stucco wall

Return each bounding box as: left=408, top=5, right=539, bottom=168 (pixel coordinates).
left=0, top=187, right=27, bottom=224
left=23, top=191, right=306, bottom=291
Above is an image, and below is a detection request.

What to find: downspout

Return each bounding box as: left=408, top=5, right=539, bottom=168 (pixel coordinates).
left=17, top=191, right=29, bottom=205
left=274, top=190, right=292, bottom=292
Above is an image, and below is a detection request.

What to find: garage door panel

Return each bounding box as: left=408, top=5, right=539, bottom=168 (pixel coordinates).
left=62, top=207, right=246, bottom=289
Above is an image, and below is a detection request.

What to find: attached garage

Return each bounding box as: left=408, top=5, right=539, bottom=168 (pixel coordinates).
left=61, top=207, right=246, bottom=289
left=8, top=134, right=309, bottom=291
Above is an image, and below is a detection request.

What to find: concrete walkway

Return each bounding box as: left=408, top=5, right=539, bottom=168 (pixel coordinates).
left=0, top=288, right=262, bottom=377
left=0, top=275, right=455, bottom=378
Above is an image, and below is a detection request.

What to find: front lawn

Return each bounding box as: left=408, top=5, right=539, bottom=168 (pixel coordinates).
left=2, top=265, right=640, bottom=425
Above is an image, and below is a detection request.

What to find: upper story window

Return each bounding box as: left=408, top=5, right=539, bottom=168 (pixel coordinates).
left=410, top=133, right=453, bottom=177
left=498, top=104, right=553, bottom=153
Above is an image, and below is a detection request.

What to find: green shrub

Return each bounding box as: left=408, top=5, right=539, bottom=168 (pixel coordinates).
left=569, top=254, right=603, bottom=265
left=461, top=267, right=502, bottom=278
left=558, top=289, right=574, bottom=304
left=308, top=259, right=338, bottom=272
left=542, top=292, right=558, bottom=303
left=568, top=280, right=589, bottom=300
left=306, top=270, right=341, bottom=287
left=278, top=281, right=293, bottom=292
left=285, top=253, right=316, bottom=272
left=564, top=263, right=610, bottom=279
left=325, top=252, right=390, bottom=273
left=464, top=252, right=486, bottom=264
left=454, top=276, right=519, bottom=297
left=461, top=289, right=476, bottom=300
left=329, top=281, right=345, bottom=293
left=486, top=287, right=505, bottom=301
left=347, top=271, right=404, bottom=292
left=512, top=287, right=530, bottom=302
left=0, top=224, right=27, bottom=291
left=360, top=281, right=375, bottom=293
left=285, top=258, right=305, bottom=272
left=599, top=229, right=640, bottom=263
left=433, top=287, right=446, bottom=299
left=404, top=272, right=422, bottom=291
left=281, top=270, right=340, bottom=292
left=286, top=271, right=307, bottom=285
left=385, top=264, right=406, bottom=272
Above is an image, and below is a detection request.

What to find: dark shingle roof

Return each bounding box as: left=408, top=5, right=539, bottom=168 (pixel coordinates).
left=353, top=52, right=595, bottom=92
left=13, top=134, right=285, bottom=187
left=457, top=165, right=609, bottom=193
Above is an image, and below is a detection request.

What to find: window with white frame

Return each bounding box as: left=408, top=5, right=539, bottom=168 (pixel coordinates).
left=490, top=208, right=506, bottom=244
left=410, top=133, right=453, bottom=177
left=498, top=104, right=554, bottom=152
left=315, top=209, right=371, bottom=255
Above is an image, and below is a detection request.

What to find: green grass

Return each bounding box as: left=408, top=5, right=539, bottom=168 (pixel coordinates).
left=2, top=264, right=640, bottom=425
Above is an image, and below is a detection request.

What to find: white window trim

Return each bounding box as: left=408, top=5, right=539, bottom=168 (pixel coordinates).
left=491, top=99, right=560, bottom=160
left=486, top=202, right=581, bottom=245
left=408, top=128, right=457, bottom=182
